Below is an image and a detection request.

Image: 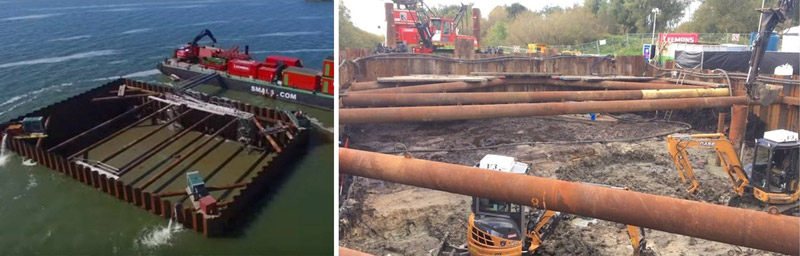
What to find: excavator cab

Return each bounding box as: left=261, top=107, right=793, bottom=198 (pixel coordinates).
left=175, top=29, right=217, bottom=63
left=468, top=198, right=525, bottom=255
left=746, top=129, right=800, bottom=204
left=466, top=155, right=562, bottom=256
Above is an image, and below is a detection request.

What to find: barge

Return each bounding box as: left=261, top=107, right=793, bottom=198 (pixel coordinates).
left=158, top=29, right=334, bottom=110
left=1, top=78, right=309, bottom=236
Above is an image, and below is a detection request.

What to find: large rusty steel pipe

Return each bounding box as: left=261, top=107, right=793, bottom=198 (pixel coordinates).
left=348, top=79, right=507, bottom=94
left=340, top=97, right=748, bottom=124
left=729, top=105, right=748, bottom=151
left=339, top=148, right=799, bottom=255
left=546, top=79, right=708, bottom=90
left=348, top=81, right=389, bottom=91
left=341, top=88, right=730, bottom=107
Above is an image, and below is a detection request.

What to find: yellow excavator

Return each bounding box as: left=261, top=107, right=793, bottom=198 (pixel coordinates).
left=666, top=129, right=799, bottom=205
left=465, top=155, right=649, bottom=256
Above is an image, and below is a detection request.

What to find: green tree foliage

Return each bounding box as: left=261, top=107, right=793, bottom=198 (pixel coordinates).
left=589, top=0, right=690, bottom=33
left=430, top=4, right=475, bottom=36
left=487, top=22, right=508, bottom=46
left=505, top=3, right=529, bottom=19
left=539, top=5, right=565, bottom=15
left=481, top=7, right=510, bottom=46
left=677, top=0, right=798, bottom=33
left=338, top=2, right=384, bottom=51
left=505, top=7, right=608, bottom=45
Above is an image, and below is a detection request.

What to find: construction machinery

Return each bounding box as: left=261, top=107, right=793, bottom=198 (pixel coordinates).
left=744, top=0, right=795, bottom=105
left=4, top=116, right=47, bottom=139
left=666, top=129, right=799, bottom=205
left=379, top=0, right=478, bottom=53
left=466, top=154, right=563, bottom=255
left=526, top=44, right=547, bottom=54
left=175, top=29, right=218, bottom=62
left=186, top=171, right=220, bottom=217
left=465, top=155, right=650, bottom=255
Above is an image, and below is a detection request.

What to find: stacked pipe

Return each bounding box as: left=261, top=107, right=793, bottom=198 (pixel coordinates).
left=341, top=76, right=745, bottom=124
left=340, top=97, right=747, bottom=124
left=342, top=88, right=731, bottom=107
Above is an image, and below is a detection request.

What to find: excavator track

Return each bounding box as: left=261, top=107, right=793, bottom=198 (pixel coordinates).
left=727, top=195, right=800, bottom=216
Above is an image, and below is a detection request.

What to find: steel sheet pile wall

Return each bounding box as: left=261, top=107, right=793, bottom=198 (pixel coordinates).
left=347, top=54, right=645, bottom=82
left=0, top=78, right=308, bottom=237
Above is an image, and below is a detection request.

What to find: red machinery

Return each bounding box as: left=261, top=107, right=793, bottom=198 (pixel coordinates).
left=380, top=0, right=478, bottom=53
left=175, top=29, right=218, bottom=62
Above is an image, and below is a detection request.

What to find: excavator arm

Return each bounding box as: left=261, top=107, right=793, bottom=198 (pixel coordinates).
left=525, top=210, right=562, bottom=252
left=745, top=0, right=795, bottom=105
left=666, top=133, right=750, bottom=196
left=627, top=225, right=648, bottom=256
left=191, top=29, right=217, bottom=47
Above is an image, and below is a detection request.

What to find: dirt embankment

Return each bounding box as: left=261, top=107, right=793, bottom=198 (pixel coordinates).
left=340, top=116, right=783, bottom=256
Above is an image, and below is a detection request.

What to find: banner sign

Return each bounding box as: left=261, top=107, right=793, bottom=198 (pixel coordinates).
left=658, top=33, right=699, bottom=43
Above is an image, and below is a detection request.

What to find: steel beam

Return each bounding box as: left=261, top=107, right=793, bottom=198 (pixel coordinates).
left=117, top=113, right=214, bottom=176
left=782, top=96, right=799, bottom=106
left=91, top=93, right=158, bottom=102
left=48, top=100, right=155, bottom=152
left=252, top=117, right=282, bottom=153
left=98, top=108, right=193, bottom=163
left=349, top=79, right=507, bottom=94
left=340, top=97, right=748, bottom=124
left=140, top=118, right=237, bottom=190
left=69, top=104, right=175, bottom=160
left=339, top=148, right=799, bottom=255
left=341, top=88, right=731, bottom=107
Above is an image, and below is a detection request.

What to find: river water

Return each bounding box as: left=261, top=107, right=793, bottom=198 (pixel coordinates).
left=0, top=0, right=333, bottom=254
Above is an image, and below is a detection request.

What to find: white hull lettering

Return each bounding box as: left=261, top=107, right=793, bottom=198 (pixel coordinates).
left=250, top=86, right=297, bottom=100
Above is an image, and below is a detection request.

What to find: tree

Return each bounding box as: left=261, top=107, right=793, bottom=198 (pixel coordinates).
left=594, top=0, right=690, bottom=33
left=485, top=6, right=510, bottom=30
left=678, top=0, right=798, bottom=33
left=338, top=2, right=384, bottom=51
left=505, top=7, right=608, bottom=45
left=430, top=4, right=475, bottom=36
left=539, top=5, right=565, bottom=16
left=505, top=3, right=528, bottom=19
left=486, top=22, right=508, bottom=46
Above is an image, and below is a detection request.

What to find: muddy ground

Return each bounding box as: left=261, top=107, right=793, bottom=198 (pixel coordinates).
left=339, top=114, right=784, bottom=256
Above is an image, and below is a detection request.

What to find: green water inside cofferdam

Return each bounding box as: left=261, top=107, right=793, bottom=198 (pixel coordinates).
left=0, top=0, right=333, bottom=254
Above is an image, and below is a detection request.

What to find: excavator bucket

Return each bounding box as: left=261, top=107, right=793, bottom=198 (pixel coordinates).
left=748, top=82, right=782, bottom=106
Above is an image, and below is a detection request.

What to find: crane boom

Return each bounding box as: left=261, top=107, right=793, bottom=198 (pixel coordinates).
left=452, top=4, right=468, bottom=31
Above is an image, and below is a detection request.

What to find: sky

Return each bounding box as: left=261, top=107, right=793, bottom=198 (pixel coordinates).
left=341, top=0, right=702, bottom=37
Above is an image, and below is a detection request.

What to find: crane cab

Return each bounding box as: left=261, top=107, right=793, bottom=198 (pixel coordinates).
left=746, top=129, right=800, bottom=204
